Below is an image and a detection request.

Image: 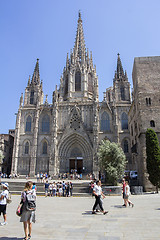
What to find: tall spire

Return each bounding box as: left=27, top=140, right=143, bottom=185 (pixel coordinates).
left=74, top=11, right=86, bottom=61
left=31, top=59, right=40, bottom=85
left=116, top=53, right=124, bottom=79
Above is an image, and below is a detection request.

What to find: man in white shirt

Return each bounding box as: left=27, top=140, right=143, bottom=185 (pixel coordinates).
left=92, top=180, right=108, bottom=215
left=0, top=182, right=9, bottom=225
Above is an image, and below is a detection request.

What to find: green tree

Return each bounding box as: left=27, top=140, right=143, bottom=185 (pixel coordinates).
left=146, top=128, right=160, bottom=192
left=98, top=140, right=127, bottom=185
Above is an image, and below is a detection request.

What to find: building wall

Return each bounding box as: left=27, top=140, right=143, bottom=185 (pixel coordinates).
left=0, top=132, right=14, bottom=175
left=129, top=56, right=160, bottom=191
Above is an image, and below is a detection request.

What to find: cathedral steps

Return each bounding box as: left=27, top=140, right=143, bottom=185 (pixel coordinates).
left=4, top=181, right=91, bottom=197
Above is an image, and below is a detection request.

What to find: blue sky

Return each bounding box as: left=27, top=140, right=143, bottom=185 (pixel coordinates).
left=1, top=0, right=160, bottom=133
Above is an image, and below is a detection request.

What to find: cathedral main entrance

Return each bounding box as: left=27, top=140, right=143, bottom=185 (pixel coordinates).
left=59, top=133, right=93, bottom=174
left=69, top=158, right=83, bottom=174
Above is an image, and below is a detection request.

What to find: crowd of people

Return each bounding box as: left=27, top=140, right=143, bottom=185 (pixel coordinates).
left=44, top=180, right=73, bottom=197
left=36, top=171, right=83, bottom=183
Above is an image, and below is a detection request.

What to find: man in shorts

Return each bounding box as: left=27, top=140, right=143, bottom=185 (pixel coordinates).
left=0, top=182, right=9, bottom=225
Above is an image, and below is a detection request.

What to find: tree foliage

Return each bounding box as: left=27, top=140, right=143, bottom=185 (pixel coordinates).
left=146, top=128, right=160, bottom=191
left=98, top=140, right=127, bottom=185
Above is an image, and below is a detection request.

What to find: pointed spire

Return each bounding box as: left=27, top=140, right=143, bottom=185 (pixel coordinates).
left=90, top=51, right=93, bottom=67
left=31, top=59, right=40, bottom=85
left=44, top=94, right=48, bottom=105
left=19, top=93, right=23, bottom=107
left=125, top=70, right=128, bottom=81
left=27, top=75, right=31, bottom=86
left=74, top=11, right=86, bottom=62
left=66, top=53, right=69, bottom=68
left=117, top=53, right=124, bottom=79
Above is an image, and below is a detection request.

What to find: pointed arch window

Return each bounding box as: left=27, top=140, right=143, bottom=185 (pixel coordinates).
left=30, top=90, right=34, bottom=104
left=42, top=141, right=47, bottom=154
left=25, top=116, right=32, bottom=132
left=88, top=73, right=93, bottom=93
left=42, top=115, right=50, bottom=133
left=24, top=142, right=29, bottom=154
left=124, top=140, right=129, bottom=153
left=100, top=112, right=110, bottom=131
left=121, top=112, right=128, bottom=130
left=75, top=71, right=81, bottom=91
left=120, top=87, right=125, bottom=100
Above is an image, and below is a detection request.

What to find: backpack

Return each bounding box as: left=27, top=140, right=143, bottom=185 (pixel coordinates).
left=25, top=191, right=36, bottom=211
left=6, top=191, right=12, bottom=204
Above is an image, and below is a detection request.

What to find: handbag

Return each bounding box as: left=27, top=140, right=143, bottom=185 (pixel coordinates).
left=16, top=203, right=23, bottom=217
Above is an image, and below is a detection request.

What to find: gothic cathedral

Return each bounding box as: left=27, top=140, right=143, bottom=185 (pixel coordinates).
left=11, top=13, right=131, bottom=177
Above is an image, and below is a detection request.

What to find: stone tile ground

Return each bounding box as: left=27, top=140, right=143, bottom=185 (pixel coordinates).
left=0, top=193, right=160, bottom=239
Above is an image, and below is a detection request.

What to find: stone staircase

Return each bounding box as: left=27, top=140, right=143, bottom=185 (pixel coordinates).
left=4, top=181, right=91, bottom=197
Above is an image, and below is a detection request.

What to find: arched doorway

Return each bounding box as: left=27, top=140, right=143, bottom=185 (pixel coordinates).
left=58, top=133, right=93, bottom=174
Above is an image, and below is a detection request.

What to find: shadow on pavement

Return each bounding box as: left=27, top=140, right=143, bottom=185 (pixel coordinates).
left=155, top=208, right=160, bottom=210
left=112, top=205, right=125, bottom=208
left=0, top=238, right=23, bottom=240
left=82, top=210, right=93, bottom=215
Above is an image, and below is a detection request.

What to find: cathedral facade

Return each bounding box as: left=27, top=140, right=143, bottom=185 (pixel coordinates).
left=11, top=13, right=131, bottom=177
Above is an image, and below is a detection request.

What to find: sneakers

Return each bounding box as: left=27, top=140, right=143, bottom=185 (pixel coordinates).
left=0, top=222, right=8, bottom=226
left=92, top=211, right=96, bottom=214
left=103, top=211, right=108, bottom=215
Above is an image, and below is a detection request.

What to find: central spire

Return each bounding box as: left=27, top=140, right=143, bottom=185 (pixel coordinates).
left=31, top=58, right=40, bottom=85
left=74, top=11, right=86, bottom=61
left=117, top=53, right=124, bottom=79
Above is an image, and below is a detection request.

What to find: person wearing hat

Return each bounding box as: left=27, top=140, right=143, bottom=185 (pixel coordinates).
left=0, top=182, right=9, bottom=226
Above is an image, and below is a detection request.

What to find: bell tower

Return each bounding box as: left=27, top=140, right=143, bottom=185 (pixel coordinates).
left=113, top=53, right=131, bottom=103
left=24, top=59, right=44, bottom=106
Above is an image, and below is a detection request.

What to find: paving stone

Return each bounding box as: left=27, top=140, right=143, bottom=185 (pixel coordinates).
left=0, top=193, right=160, bottom=239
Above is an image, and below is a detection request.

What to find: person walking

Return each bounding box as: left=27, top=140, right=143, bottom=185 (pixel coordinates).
left=44, top=180, right=49, bottom=197
left=62, top=181, right=65, bottom=197
left=70, top=182, right=73, bottom=196
left=92, top=180, right=108, bottom=215
left=65, top=182, right=70, bottom=197
left=20, top=181, right=36, bottom=240
left=49, top=183, right=53, bottom=197
left=32, top=182, right=37, bottom=192
left=124, top=181, right=134, bottom=207
left=0, top=182, right=9, bottom=225
left=52, top=182, right=57, bottom=197
left=122, top=178, right=126, bottom=206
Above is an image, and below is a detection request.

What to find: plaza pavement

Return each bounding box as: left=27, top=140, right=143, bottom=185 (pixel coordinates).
left=0, top=192, right=160, bottom=240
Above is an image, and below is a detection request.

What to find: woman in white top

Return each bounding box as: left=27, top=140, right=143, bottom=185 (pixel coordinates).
left=124, top=181, right=134, bottom=207
left=92, top=180, right=108, bottom=215
left=0, top=182, right=9, bottom=225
